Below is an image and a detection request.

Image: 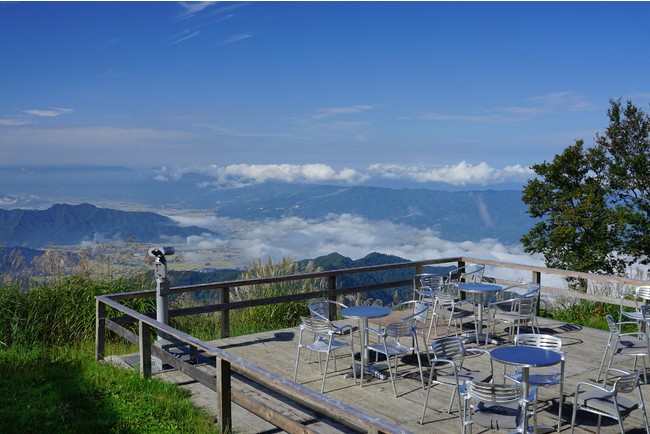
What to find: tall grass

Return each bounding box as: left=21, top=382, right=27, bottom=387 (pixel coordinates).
left=229, top=257, right=321, bottom=334
left=0, top=275, right=154, bottom=347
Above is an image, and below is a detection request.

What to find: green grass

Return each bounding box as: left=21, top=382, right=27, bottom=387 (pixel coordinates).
left=0, top=342, right=219, bottom=434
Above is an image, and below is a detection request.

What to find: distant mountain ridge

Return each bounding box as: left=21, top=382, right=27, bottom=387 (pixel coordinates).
left=0, top=203, right=214, bottom=248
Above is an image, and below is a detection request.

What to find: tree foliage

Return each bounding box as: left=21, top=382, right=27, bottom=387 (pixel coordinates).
left=522, top=99, right=650, bottom=279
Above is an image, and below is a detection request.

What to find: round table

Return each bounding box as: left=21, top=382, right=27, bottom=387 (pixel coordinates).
left=458, top=283, right=503, bottom=345
left=490, top=346, right=563, bottom=433
left=340, top=305, right=391, bottom=381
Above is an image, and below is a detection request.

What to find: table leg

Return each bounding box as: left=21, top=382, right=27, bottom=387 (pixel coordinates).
left=344, top=317, right=387, bottom=384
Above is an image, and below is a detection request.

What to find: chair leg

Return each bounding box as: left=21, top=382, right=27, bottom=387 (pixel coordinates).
left=570, top=398, right=577, bottom=434
left=420, top=367, right=435, bottom=423
left=321, top=349, right=332, bottom=393
left=387, top=354, right=398, bottom=398
left=596, top=338, right=611, bottom=382
left=294, top=345, right=302, bottom=382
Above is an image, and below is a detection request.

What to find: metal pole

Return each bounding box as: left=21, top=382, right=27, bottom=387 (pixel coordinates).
left=148, top=246, right=174, bottom=340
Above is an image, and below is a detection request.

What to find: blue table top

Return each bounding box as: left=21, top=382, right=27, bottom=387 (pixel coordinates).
left=340, top=305, right=391, bottom=319
left=490, top=345, right=562, bottom=368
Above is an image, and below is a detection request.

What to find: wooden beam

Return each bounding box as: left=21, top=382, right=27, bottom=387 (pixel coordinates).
left=95, top=299, right=105, bottom=361
left=139, top=321, right=152, bottom=379
left=216, top=357, right=232, bottom=433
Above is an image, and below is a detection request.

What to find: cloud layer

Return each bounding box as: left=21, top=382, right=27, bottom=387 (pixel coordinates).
left=154, top=161, right=533, bottom=188
left=171, top=213, right=545, bottom=283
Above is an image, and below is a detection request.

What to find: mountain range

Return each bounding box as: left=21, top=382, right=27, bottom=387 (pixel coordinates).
left=0, top=203, right=214, bottom=248
left=0, top=183, right=533, bottom=250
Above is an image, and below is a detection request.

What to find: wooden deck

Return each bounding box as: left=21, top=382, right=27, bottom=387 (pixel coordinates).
left=146, top=314, right=650, bottom=434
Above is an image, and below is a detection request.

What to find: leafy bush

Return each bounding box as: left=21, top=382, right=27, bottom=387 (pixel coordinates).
left=541, top=300, right=623, bottom=331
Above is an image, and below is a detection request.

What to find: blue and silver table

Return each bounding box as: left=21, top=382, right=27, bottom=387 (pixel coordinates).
left=458, top=282, right=503, bottom=345
left=490, top=345, right=563, bottom=433
left=340, top=305, right=391, bottom=381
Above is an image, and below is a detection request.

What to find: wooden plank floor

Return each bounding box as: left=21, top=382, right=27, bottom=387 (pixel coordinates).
left=149, top=315, right=650, bottom=433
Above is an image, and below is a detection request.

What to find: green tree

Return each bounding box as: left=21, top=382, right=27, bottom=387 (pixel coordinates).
left=596, top=99, right=650, bottom=261
left=522, top=99, right=650, bottom=283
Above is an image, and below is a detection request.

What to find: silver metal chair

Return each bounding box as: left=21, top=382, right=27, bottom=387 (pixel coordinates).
left=390, top=300, right=431, bottom=354
left=417, top=274, right=446, bottom=341
left=435, top=282, right=478, bottom=338
left=505, top=333, right=566, bottom=432
left=486, top=292, right=539, bottom=343
left=308, top=297, right=358, bottom=337
left=366, top=318, right=425, bottom=397
left=619, top=285, right=650, bottom=332
left=420, top=337, right=493, bottom=424
left=570, top=368, right=649, bottom=434
left=597, top=314, right=648, bottom=383
left=460, top=380, right=536, bottom=434
left=293, top=315, right=356, bottom=393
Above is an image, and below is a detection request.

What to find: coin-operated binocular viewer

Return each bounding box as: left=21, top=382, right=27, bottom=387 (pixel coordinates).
left=148, top=246, right=174, bottom=340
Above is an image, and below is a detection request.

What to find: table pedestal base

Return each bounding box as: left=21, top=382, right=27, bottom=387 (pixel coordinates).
left=345, top=362, right=388, bottom=380
left=463, top=333, right=503, bottom=346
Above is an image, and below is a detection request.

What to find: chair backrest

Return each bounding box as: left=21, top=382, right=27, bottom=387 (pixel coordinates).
left=605, top=314, right=620, bottom=334
left=503, top=282, right=540, bottom=298
left=393, top=300, right=430, bottom=325
left=300, top=316, right=331, bottom=335
left=516, top=295, right=537, bottom=317
left=411, top=301, right=430, bottom=324
left=308, top=298, right=346, bottom=321
left=384, top=320, right=417, bottom=338
left=635, top=286, right=650, bottom=307
left=514, top=333, right=561, bottom=351
left=430, top=337, right=465, bottom=360
left=449, top=264, right=485, bottom=284
left=466, top=381, right=523, bottom=405
left=613, top=369, right=642, bottom=395
left=437, top=283, right=461, bottom=304
left=420, top=274, right=445, bottom=290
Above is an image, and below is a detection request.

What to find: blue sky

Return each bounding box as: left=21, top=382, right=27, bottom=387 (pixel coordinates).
left=2, top=1, right=650, bottom=189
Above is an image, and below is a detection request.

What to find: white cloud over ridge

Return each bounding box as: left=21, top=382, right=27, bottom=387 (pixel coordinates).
left=155, top=163, right=370, bottom=187
left=369, top=162, right=533, bottom=186
left=155, top=161, right=533, bottom=188
left=172, top=213, right=545, bottom=282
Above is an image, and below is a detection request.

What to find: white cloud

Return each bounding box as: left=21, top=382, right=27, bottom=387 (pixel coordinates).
left=23, top=107, right=73, bottom=117
left=177, top=214, right=544, bottom=278
left=368, top=162, right=533, bottom=186
left=158, top=163, right=370, bottom=187
left=169, top=29, right=201, bottom=45
left=416, top=91, right=596, bottom=124
left=154, top=162, right=533, bottom=188
left=0, top=118, right=32, bottom=126
left=312, top=105, right=376, bottom=120
left=178, top=1, right=217, bottom=18
left=217, top=34, right=252, bottom=46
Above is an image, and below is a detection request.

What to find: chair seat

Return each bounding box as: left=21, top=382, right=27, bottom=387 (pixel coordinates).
left=616, top=339, right=648, bottom=353
left=367, top=339, right=412, bottom=357
left=432, top=368, right=492, bottom=386
left=493, top=311, right=531, bottom=322
left=574, top=389, right=639, bottom=416
left=472, top=401, right=523, bottom=430
left=445, top=306, right=474, bottom=319
left=307, top=336, right=350, bottom=352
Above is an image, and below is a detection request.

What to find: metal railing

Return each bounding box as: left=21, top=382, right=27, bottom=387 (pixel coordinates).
left=95, top=256, right=647, bottom=433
